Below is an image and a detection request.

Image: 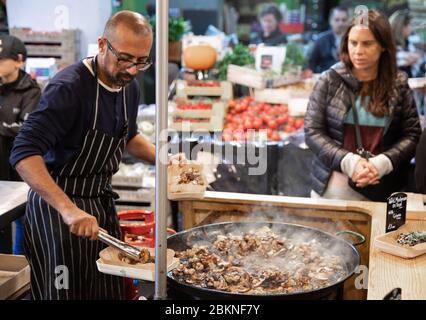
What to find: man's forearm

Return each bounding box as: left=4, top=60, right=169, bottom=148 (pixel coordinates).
left=126, top=134, right=156, bottom=164
left=15, top=155, right=77, bottom=217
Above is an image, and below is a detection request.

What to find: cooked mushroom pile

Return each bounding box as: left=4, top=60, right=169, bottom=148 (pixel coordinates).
left=118, top=248, right=153, bottom=265
left=178, top=167, right=204, bottom=185
left=172, top=227, right=347, bottom=294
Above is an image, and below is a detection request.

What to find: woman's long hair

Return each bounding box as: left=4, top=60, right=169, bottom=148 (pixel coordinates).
left=389, top=10, right=411, bottom=48
left=340, top=9, right=397, bottom=117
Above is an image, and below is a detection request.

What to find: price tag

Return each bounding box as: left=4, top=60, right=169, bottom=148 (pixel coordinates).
left=386, top=192, right=407, bottom=233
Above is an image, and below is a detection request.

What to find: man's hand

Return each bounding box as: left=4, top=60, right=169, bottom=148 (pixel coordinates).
left=169, top=153, right=188, bottom=165
left=62, top=207, right=101, bottom=240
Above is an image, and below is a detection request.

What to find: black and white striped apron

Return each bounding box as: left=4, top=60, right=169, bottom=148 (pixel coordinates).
left=24, top=57, right=128, bottom=300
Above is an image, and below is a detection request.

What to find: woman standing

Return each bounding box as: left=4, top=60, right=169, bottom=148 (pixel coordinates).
left=389, top=10, right=423, bottom=78
left=304, top=9, right=421, bottom=201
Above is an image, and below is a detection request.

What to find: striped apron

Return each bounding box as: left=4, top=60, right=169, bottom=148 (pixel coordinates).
left=24, top=57, right=128, bottom=300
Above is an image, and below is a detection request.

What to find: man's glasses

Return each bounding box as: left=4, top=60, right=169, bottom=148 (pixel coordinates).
left=105, top=39, right=152, bottom=71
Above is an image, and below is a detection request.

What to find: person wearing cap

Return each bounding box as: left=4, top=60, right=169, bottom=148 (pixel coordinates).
left=0, top=35, right=40, bottom=254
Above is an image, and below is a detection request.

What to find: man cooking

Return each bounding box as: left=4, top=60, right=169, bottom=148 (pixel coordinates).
left=10, top=11, right=159, bottom=300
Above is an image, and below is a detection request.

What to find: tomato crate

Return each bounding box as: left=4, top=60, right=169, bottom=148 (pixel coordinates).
left=169, top=100, right=226, bottom=132
left=175, top=80, right=233, bottom=100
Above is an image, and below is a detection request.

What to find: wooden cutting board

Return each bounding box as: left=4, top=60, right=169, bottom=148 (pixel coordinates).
left=97, top=246, right=179, bottom=281
left=374, top=221, right=426, bottom=259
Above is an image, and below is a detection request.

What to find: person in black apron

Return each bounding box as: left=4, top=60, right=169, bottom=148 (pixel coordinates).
left=9, top=11, right=158, bottom=300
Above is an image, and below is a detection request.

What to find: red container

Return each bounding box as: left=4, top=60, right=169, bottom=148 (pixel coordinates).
left=117, top=210, right=176, bottom=299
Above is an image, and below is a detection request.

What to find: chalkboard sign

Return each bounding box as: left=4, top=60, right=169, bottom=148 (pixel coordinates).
left=383, top=288, right=402, bottom=300
left=386, top=192, right=407, bottom=233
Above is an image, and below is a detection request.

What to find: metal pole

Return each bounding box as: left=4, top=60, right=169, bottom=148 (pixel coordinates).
left=154, top=0, right=169, bottom=300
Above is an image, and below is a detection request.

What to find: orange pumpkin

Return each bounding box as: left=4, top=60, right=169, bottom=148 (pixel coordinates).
left=183, top=45, right=217, bottom=70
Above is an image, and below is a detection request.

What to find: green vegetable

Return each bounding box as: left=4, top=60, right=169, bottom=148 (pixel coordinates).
left=282, top=43, right=306, bottom=74
left=149, top=16, right=191, bottom=42
left=218, top=44, right=255, bottom=80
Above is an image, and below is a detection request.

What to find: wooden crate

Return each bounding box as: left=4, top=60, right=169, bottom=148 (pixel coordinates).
left=168, top=162, right=207, bottom=200
left=169, top=100, right=226, bottom=132
left=10, top=28, right=80, bottom=67
left=227, top=64, right=303, bottom=90
left=254, top=80, right=314, bottom=105
left=0, top=255, right=30, bottom=300
left=175, top=80, right=233, bottom=100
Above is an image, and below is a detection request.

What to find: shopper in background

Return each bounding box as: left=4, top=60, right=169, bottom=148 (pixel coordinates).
left=10, top=11, right=158, bottom=300
left=308, top=6, right=349, bottom=74
left=250, top=4, right=287, bottom=46
left=305, top=9, right=421, bottom=201
left=415, top=129, right=426, bottom=194
left=389, top=10, right=424, bottom=78
left=0, top=35, right=41, bottom=254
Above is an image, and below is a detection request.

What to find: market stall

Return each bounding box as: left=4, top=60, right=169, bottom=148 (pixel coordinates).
left=174, top=191, right=426, bottom=300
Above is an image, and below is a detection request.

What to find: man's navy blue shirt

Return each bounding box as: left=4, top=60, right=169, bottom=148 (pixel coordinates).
left=10, top=58, right=140, bottom=171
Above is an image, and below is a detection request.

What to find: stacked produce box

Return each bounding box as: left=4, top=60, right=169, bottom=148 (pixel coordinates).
left=169, top=80, right=232, bottom=132
left=10, top=28, right=80, bottom=68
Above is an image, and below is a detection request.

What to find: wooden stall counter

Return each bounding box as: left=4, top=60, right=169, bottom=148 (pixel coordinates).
left=177, top=191, right=426, bottom=300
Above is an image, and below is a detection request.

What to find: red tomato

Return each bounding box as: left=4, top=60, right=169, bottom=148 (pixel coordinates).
left=266, top=108, right=276, bottom=116
left=294, top=118, right=304, bottom=129
left=280, top=104, right=289, bottom=113
left=267, top=120, right=278, bottom=130
left=226, top=114, right=234, bottom=122
left=228, top=99, right=237, bottom=108
left=262, top=114, right=272, bottom=124
left=252, top=119, right=263, bottom=130
left=276, top=115, right=288, bottom=125
left=243, top=119, right=253, bottom=130
left=240, top=100, right=249, bottom=108
left=254, top=105, right=262, bottom=113
left=287, top=117, right=295, bottom=126
left=271, top=132, right=281, bottom=141
left=285, top=125, right=296, bottom=133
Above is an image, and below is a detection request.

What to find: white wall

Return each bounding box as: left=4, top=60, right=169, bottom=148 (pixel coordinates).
left=7, top=0, right=112, bottom=58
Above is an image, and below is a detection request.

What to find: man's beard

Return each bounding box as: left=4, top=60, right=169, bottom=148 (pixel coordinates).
left=105, top=70, right=135, bottom=87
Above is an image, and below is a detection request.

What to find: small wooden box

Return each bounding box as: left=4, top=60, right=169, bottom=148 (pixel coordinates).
left=168, top=162, right=206, bottom=200
left=176, top=80, right=233, bottom=100
left=374, top=221, right=426, bottom=259
left=0, top=255, right=30, bottom=300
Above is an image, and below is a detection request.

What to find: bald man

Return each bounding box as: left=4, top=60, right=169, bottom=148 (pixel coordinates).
left=9, top=11, right=155, bottom=300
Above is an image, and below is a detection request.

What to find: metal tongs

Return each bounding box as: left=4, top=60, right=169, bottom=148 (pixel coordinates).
left=98, top=230, right=142, bottom=261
